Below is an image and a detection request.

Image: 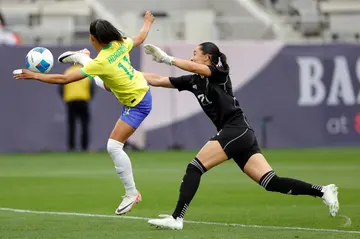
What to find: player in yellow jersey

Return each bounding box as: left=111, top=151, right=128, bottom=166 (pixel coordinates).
left=13, top=11, right=155, bottom=215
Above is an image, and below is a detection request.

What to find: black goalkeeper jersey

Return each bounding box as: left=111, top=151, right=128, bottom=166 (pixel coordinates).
left=169, top=65, right=251, bottom=131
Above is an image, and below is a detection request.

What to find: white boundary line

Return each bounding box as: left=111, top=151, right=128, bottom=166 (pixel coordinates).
left=1, top=207, right=359, bottom=234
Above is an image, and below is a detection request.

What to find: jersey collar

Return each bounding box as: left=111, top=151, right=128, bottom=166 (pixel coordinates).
left=102, top=43, right=113, bottom=50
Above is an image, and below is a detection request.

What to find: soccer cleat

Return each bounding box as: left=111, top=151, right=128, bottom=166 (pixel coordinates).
left=148, top=214, right=184, bottom=230
left=115, top=191, right=142, bottom=215
left=58, top=49, right=91, bottom=64
left=321, top=184, right=339, bottom=217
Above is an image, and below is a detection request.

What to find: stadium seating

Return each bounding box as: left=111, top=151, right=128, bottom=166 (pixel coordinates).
left=102, top=0, right=275, bottom=42
left=1, top=0, right=294, bottom=44
left=261, top=0, right=360, bottom=41
left=319, top=0, right=360, bottom=41
left=1, top=0, right=360, bottom=44
left=0, top=0, right=91, bottom=45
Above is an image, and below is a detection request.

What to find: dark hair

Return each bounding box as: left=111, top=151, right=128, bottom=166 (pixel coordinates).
left=89, top=19, right=123, bottom=45
left=199, top=42, right=229, bottom=70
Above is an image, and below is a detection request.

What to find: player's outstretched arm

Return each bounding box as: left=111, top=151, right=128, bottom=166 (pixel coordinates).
left=143, top=73, right=174, bottom=88
left=132, top=11, right=155, bottom=48
left=13, top=69, right=84, bottom=85
left=59, top=51, right=111, bottom=92
left=144, top=44, right=212, bottom=77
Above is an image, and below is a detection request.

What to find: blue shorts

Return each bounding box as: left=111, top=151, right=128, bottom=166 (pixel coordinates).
left=120, top=90, right=152, bottom=129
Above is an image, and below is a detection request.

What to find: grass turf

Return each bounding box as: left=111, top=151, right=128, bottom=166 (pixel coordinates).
left=0, top=148, right=359, bottom=238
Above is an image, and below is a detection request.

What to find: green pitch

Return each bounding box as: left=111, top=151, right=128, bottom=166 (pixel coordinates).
left=0, top=148, right=359, bottom=239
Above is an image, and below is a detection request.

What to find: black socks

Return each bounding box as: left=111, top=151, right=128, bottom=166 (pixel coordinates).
left=172, top=158, right=207, bottom=219
left=259, top=171, right=323, bottom=197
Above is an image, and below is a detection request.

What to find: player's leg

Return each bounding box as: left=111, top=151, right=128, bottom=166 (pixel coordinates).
left=79, top=101, right=90, bottom=151
left=58, top=51, right=110, bottom=91
left=58, top=48, right=91, bottom=64
left=67, top=102, right=76, bottom=151
left=148, top=137, right=229, bottom=230
left=244, top=154, right=325, bottom=196
left=108, top=119, right=139, bottom=205
left=235, top=134, right=339, bottom=216
left=109, top=90, right=152, bottom=215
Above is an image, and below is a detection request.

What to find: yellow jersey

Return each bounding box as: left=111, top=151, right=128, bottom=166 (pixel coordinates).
left=80, top=38, right=149, bottom=107
left=63, top=65, right=92, bottom=102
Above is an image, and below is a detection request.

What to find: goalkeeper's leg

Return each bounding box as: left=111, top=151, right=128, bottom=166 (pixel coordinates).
left=241, top=153, right=339, bottom=217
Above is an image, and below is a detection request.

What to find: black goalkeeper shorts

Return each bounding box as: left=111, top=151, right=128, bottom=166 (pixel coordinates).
left=211, top=126, right=261, bottom=170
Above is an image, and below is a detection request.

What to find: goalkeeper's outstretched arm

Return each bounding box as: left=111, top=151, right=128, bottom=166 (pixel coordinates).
left=144, top=44, right=212, bottom=77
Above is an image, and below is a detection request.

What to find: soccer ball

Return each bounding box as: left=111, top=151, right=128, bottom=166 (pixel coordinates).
left=25, top=47, right=54, bottom=73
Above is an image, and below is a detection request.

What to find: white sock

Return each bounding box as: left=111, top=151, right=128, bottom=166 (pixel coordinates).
left=93, top=76, right=109, bottom=91
left=107, top=139, right=138, bottom=196
left=77, top=54, right=92, bottom=66
left=77, top=55, right=108, bottom=91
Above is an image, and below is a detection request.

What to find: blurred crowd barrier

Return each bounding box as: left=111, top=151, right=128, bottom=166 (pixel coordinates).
left=1, top=41, right=360, bottom=153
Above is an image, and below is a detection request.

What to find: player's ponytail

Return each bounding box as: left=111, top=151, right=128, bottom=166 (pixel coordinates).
left=219, top=52, right=229, bottom=71
left=89, top=19, right=124, bottom=45
left=199, top=42, right=230, bottom=71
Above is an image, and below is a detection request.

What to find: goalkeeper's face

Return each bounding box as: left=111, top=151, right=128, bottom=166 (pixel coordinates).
left=191, top=46, right=211, bottom=65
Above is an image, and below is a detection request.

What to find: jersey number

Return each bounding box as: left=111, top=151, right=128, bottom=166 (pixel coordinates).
left=197, top=94, right=212, bottom=106
left=118, top=56, right=134, bottom=80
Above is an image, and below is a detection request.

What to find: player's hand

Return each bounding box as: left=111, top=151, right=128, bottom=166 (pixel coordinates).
left=13, top=69, right=37, bottom=80
left=144, top=11, right=155, bottom=25
left=144, top=44, right=174, bottom=65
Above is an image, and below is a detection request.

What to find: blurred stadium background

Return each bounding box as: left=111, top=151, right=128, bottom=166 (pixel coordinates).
left=0, top=0, right=359, bottom=238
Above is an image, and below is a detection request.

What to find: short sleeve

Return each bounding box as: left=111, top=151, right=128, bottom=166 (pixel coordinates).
left=208, top=65, right=229, bottom=82
left=123, top=37, right=134, bottom=52
left=169, top=75, right=194, bottom=92
left=80, top=59, right=103, bottom=79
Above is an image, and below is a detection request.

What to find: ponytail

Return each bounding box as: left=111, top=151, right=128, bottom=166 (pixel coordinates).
left=199, top=42, right=230, bottom=71
left=219, top=52, right=229, bottom=70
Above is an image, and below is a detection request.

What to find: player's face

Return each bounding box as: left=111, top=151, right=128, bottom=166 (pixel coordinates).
left=191, top=46, right=209, bottom=65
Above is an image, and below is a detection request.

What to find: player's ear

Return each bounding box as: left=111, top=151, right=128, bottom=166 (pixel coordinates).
left=90, top=34, right=96, bottom=43
left=205, top=54, right=212, bottom=63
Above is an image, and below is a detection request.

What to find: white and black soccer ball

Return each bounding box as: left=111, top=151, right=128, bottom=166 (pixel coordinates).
left=25, top=47, right=54, bottom=73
